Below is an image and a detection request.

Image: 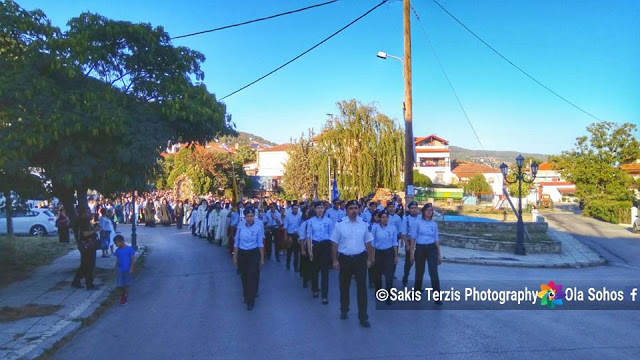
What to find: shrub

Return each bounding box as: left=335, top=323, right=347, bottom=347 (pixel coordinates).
left=584, top=200, right=633, bottom=224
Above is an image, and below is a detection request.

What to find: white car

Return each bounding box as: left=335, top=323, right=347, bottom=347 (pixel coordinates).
left=0, top=208, right=58, bottom=236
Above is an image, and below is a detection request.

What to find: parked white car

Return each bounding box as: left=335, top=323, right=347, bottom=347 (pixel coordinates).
left=0, top=208, right=58, bottom=236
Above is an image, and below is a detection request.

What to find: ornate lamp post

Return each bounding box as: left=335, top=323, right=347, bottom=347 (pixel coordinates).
left=500, top=155, right=538, bottom=255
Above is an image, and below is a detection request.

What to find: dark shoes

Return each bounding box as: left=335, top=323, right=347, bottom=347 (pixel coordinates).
left=322, top=299, right=329, bottom=305
left=303, top=282, right=309, bottom=289
left=360, top=320, right=371, bottom=328
left=340, top=313, right=348, bottom=320
left=312, top=292, right=319, bottom=298
left=247, top=302, right=254, bottom=311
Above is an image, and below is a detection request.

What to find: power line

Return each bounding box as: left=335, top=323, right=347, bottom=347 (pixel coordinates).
left=410, top=5, right=496, bottom=168
left=220, top=0, right=388, bottom=100
left=431, top=0, right=604, bottom=122
left=171, top=0, right=340, bottom=40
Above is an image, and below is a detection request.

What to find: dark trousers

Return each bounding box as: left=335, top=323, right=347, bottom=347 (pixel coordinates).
left=72, top=250, right=96, bottom=287
left=238, top=249, right=260, bottom=305
left=403, top=240, right=413, bottom=282
left=286, top=233, right=300, bottom=270
left=191, top=222, right=197, bottom=236
left=338, top=252, right=368, bottom=321
left=58, top=227, right=69, bottom=243
left=228, top=226, right=237, bottom=254
left=374, top=248, right=396, bottom=292
left=368, top=267, right=375, bottom=286
left=311, top=241, right=332, bottom=298
left=176, top=216, right=183, bottom=229
left=265, top=228, right=279, bottom=260
left=414, top=244, right=440, bottom=293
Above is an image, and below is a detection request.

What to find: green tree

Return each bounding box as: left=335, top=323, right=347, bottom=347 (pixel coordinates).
left=283, top=100, right=404, bottom=200
left=413, top=170, right=432, bottom=188
left=282, top=133, right=321, bottom=200
left=233, top=144, right=257, bottom=165
left=464, top=174, right=492, bottom=195
left=0, top=2, right=234, bottom=218
left=552, top=122, right=639, bottom=204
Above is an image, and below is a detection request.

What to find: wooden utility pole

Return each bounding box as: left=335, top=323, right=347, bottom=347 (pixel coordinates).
left=403, top=0, right=414, bottom=206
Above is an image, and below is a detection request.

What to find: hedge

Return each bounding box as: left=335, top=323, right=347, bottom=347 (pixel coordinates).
left=584, top=200, right=633, bottom=224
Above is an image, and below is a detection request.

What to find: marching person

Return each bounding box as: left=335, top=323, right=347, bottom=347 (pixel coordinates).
left=371, top=210, right=398, bottom=304
left=409, top=203, right=442, bottom=305
left=401, top=201, right=420, bottom=286
left=233, top=209, right=265, bottom=310
left=197, top=199, right=208, bottom=238
left=284, top=203, right=302, bottom=271
left=306, top=201, right=334, bottom=304
left=331, top=200, right=374, bottom=328
left=298, top=206, right=314, bottom=288
left=263, top=203, right=283, bottom=261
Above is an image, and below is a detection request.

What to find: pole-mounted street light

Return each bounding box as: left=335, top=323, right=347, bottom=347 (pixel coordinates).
left=377, top=50, right=414, bottom=208
left=500, top=155, right=538, bottom=255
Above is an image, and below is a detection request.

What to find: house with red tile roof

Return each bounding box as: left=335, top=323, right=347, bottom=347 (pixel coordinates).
left=451, top=162, right=503, bottom=195
left=414, top=134, right=453, bottom=185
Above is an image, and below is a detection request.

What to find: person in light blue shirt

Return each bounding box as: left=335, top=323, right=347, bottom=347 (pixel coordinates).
left=298, top=206, right=314, bottom=289
left=263, top=203, right=282, bottom=261
left=233, top=209, right=265, bottom=310
left=386, top=202, right=403, bottom=235
left=409, top=203, right=442, bottom=305
left=359, top=202, right=377, bottom=223
left=400, top=201, right=420, bottom=286
left=284, top=204, right=302, bottom=271
left=306, top=201, right=334, bottom=304
left=370, top=211, right=398, bottom=301
left=326, top=200, right=344, bottom=225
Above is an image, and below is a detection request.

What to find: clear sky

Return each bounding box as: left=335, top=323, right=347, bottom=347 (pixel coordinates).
left=18, top=0, right=640, bottom=155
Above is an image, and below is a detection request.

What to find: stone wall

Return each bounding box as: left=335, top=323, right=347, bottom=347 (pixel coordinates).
left=438, top=221, right=548, bottom=234
left=439, top=233, right=562, bottom=254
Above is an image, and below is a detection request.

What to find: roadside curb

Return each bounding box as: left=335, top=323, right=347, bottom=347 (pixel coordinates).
left=440, top=256, right=607, bottom=269
left=6, top=246, right=147, bottom=360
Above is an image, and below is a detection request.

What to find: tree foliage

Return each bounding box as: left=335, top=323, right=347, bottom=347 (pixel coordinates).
left=413, top=170, right=432, bottom=188
left=233, top=144, right=257, bottom=165
left=551, top=122, right=639, bottom=203
left=282, top=133, right=320, bottom=200
left=282, top=100, right=404, bottom=200
left=0, top=1, right=234, bottom=215
left=464, top=174, right=492, bottom=195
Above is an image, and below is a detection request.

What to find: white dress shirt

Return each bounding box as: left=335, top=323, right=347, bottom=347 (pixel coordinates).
left=330, top=216, right=373, bottom=255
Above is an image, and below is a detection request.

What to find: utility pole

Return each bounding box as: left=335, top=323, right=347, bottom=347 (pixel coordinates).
left=403, top=0, right=414, bottom=206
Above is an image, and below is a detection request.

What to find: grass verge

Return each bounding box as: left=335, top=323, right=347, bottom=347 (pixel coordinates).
left=444, top=229, right=552, bottom=242
left=35, top=245, right=149, bottom=360
left=0, top=236, right=75, bottom=288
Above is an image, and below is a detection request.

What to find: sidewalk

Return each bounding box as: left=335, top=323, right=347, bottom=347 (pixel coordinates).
left=399, top=224, right=606, bottom=269
left=0, top=241, right=145, bottom=360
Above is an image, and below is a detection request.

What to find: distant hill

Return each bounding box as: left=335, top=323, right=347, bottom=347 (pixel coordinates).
left=449, top=146, right=549, bottom=167
left=218, top=132, right=276, bottom=147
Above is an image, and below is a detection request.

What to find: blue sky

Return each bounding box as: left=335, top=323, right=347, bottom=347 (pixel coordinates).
left=19, top=0, right=640, bottom=154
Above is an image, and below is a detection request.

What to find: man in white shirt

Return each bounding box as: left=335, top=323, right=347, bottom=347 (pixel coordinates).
left=331, top=200, right=374, bottom=328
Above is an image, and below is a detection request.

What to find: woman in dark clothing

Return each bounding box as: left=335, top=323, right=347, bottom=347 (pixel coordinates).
left=56, top=208, right=71, bottom=243
left=175, top=200, right=185, bottom=229
left=145, top=198, right=156, bottom=227
left=160, top=199, right=171, bottom=226
left=71, top=209, right=100, bottom=290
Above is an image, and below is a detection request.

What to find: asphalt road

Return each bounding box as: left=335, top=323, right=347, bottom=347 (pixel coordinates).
left=53, top=223, right=640, bottom=360
left=544, top=205, right=640, bottom=269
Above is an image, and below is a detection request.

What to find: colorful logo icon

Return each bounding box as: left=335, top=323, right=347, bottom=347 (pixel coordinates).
left=538, top=281, right=565, bottom=309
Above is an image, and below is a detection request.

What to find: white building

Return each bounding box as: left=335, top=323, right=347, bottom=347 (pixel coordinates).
left=414, top=135, right=453, bottom=185
left=256, top=144, right=291, bottom=178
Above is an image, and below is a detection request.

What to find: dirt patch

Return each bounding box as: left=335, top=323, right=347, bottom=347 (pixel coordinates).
left=0, top=304, right=63, bottom=323
left=0, top=236, right=75, bottom=288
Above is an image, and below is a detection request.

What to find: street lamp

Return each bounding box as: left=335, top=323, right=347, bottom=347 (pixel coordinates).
left=500, top=155, right=538, bottom=255
left=377, top=50, right=414, bottom=208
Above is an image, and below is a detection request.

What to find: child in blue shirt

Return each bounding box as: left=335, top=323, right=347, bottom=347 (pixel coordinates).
left=114, top=235, right=136, bottom=305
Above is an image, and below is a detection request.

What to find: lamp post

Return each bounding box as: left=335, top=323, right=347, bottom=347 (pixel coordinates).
left=131, top=190, right=138, bottom=250
left=500, top=155, right=538, bottom=255
left=377, top=50, right=414, bottom=207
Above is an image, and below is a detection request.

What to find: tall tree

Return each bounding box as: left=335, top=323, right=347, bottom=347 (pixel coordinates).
left=0, top=2, right=234, bottom=218
left=551, top=122, right=639, bottom=203
left=283, top=100, right=404, bottom=200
